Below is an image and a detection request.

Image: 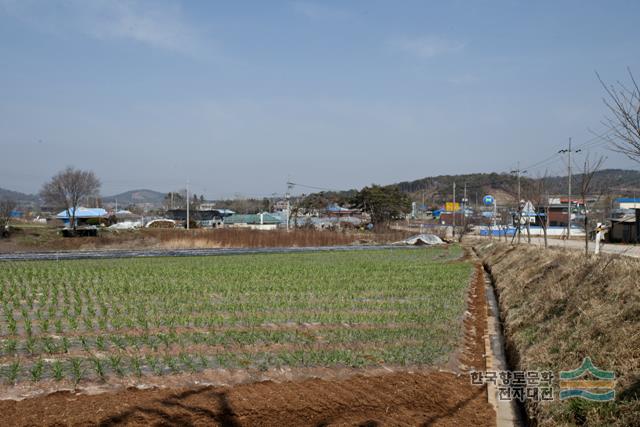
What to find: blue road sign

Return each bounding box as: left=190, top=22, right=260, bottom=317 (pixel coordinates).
left=483, top=195, right=494, bottom=206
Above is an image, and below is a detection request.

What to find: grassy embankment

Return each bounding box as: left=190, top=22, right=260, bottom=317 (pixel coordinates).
left=475, top=241, right=639, bottom=426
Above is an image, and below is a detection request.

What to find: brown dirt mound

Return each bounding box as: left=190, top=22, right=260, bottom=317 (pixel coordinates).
left=0, top=371, right=494, bottom=426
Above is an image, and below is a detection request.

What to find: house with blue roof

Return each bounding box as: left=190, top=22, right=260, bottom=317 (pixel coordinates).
left=55, top=207, right=108, bottom=227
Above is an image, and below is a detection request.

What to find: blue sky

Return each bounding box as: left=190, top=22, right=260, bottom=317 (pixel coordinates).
left=1, top=0, right=639, bottom=198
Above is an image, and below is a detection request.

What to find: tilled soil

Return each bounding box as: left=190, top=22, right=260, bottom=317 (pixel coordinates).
left=0, top=371, right=494, bottom=426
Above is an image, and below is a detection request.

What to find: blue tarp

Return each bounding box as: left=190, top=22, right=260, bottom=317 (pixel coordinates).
left=480, top=227, right=517, bottom=236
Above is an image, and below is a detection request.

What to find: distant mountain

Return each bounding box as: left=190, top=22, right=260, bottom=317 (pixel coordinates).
left=302, top=168, right=640, bottom=208
left=394, top=168, right=640, bottom=205
left=0, top=187, right=39, bottom=203
left=395, top=172, right=520, bottom=204
left=544, top=168, right=640, bottom=194
left=102, top=189, right=166, bottom=206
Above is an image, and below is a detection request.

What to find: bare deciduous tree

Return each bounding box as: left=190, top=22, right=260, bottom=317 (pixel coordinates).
left=0, top=199, right=17, bottom=238
left=578, top=155, right=605, bottom=257
left=526, top=172, right=550, bottom=248
left=598, top=68, right=640, bottom=162
left=40, top=167, right=101, bottom=233
left=164, top=192, right=185, bottom=210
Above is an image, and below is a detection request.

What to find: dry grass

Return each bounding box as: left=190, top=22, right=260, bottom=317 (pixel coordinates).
left=475, top=242, right=640, bottom=426
left=0, top=226, right=413, bottom=252
left=155, top=228, right=363, bottom=248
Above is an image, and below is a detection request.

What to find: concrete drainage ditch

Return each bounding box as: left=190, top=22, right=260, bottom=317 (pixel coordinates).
left=470, top=247, right=524, bottom=427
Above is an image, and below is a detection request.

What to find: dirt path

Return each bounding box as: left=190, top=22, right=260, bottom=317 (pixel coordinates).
left=0, top=371, right=494, bottom=427
left=0, top=257, right=494, bottom=426
left=0, top=244, right=414, bottom=261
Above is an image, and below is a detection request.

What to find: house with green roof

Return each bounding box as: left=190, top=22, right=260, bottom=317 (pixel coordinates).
left=223, top=213, right=282, bottom=230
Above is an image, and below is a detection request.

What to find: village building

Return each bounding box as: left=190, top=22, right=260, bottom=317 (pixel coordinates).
left=616, top=197, right=640, bottom=210
left=608, top=209, right=640, bottom=243
left=325, top=204, right=360, bottom=217
left=53, top=207, right=108, bottom=236
left=545, top=197, right=586, bottom=227
left=166, top=209, right=224, bottom=228
left=223, top=213, right=281, bottom=230
left=54, top=207, right=108, bottom=226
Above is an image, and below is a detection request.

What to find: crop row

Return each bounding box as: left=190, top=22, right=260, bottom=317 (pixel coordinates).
left=0, top=325, right=452, bottom=359
left=0, top=248, right=470, bottom=386
left=1, top=343, right=445, bottom=385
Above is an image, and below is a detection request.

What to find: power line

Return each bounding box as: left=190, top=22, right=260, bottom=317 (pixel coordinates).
left=286, top=182, right=340, bottom=192
left=521, top=127, right=617, bottom=174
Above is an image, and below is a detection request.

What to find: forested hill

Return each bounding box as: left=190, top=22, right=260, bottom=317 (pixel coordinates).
left=0, top=187, right=38, bottom=203
left=102, top=189, right=166, bottom=206
left=394, top=168, right=640, bottom=203
left=300, top=168, right=640, bottom=208
left=544, top=168, right=640, bottom=193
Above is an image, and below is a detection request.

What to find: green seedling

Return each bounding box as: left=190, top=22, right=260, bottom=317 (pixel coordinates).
left=51, top=360, right=64, bottom=381
left=30, top=359, right=44, bottom=382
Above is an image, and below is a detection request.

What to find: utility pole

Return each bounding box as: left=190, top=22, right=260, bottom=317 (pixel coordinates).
left=452, top=182, right=456, bottom=237
left=545, top=192, right=550, bottom=248
left=463, top=183, right=467, bottom=231
left=510, top=162, right=527, bottom=244
left=559, top=138, right=581, bottom=239
left=285, top=181, right=294, bottom=232
left=186, top=180, right=190, bottom=230
left=463, top=183, right=467, bottom=209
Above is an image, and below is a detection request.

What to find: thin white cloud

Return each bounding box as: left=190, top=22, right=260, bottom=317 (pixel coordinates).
left=387, top=35, right=465, bottom=59
left=291, top=1, right=350, bottom=20
left=1, top=0, right=207, bottom=57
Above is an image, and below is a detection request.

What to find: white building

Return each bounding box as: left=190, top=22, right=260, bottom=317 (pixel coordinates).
left=617, top=198, right=640, bottom=210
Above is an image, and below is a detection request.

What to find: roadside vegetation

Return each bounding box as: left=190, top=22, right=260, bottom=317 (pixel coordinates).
left=475, top=242, right=640, bottom=427
left=0, top=246, right=469, bottom=390
left=0, top=226, right=413, bottom=253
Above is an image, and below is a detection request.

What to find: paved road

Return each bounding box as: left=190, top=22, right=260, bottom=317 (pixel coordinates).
left=469, top=235, right=640, bottom=258
left=0, top=244, right=420, bottom=262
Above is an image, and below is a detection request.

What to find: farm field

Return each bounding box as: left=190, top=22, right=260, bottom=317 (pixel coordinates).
left=0, top=246, right=469, bottom=389
left=0, top=245, right=496, bottom=426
